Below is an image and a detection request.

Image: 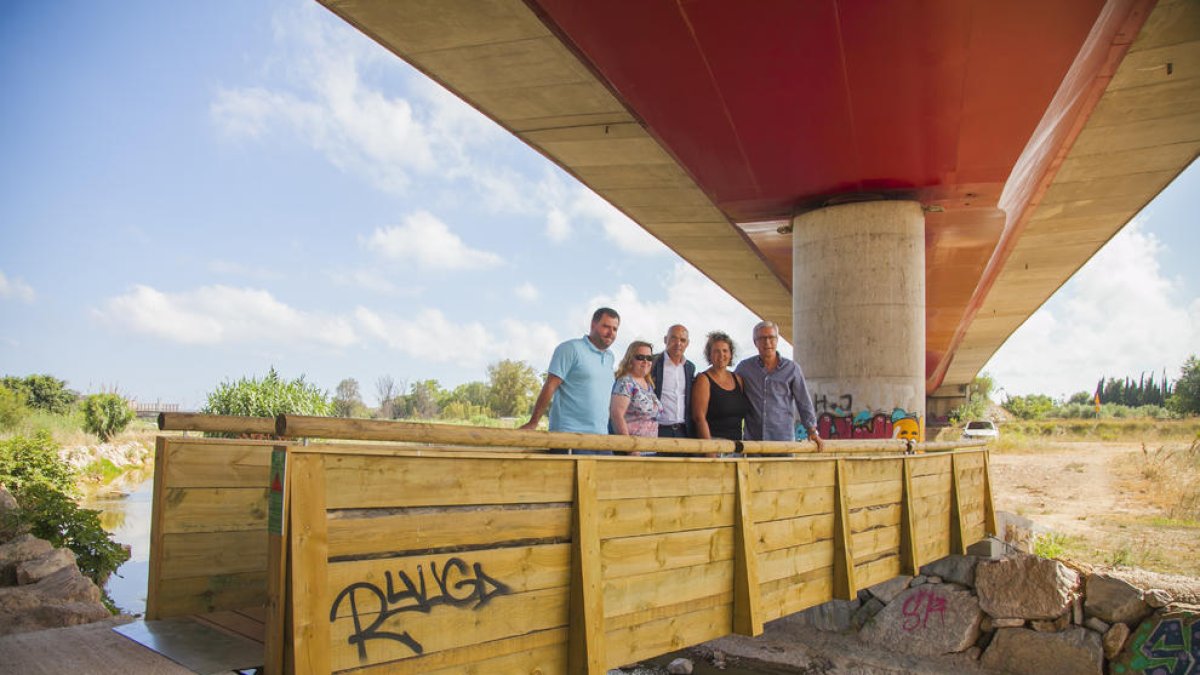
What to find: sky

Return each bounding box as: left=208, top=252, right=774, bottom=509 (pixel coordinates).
left=1, top=1, right=1197, bottom=410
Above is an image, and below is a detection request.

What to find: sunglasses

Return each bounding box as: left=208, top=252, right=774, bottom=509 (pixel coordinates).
left=633, top=354, right=654, bottom=362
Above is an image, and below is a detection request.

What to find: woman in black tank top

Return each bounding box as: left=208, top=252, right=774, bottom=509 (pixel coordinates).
left=692, top=331, right=751, bottom=442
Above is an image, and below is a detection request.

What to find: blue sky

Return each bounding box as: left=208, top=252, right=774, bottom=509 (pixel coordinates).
left=1, top=1, right=1197, bottom=408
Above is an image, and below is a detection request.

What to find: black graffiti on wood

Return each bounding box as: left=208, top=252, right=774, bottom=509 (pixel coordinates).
left=329, top=557, right=512, bottom=662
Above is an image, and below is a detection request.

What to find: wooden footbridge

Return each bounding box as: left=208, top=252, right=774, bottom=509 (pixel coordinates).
left=147, top=413, right=996, bottom=673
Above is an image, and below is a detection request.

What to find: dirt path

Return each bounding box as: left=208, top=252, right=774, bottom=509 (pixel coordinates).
left=989, top=441, right=1200, bottom=576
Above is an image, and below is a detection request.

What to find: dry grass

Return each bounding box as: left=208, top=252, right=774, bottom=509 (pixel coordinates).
left=1132, top=439, right=1200, bottom=523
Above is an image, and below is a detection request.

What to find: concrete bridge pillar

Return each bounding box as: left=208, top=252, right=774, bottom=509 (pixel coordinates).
left=791, top=201, right=925, bottom=440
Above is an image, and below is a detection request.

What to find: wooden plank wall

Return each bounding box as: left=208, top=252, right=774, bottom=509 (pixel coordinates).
left=282, top=447, right=994, bottom=674
left=146, top=436, right=285, bottom=619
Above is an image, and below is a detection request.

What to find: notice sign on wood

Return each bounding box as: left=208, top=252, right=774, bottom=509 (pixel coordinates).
left=268, top=449, right=286, bottom=535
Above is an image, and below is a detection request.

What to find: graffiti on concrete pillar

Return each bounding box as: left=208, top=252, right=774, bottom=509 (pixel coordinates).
left=798, top=402, right=922, bottom=440
left=1110, top=611, right=1200, bottom=675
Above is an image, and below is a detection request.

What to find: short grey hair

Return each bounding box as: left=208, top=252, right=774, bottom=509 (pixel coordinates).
left=752, top=320, right=779, bottom=339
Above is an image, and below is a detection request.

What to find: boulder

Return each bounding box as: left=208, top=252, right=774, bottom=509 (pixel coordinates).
left=858, top=584, right=982, bottom=656
left=16, top=547, right=77, bottom=585
left=1084, top=617, right=1110, bottom=634
left=992, top=617, right=1025, bottom=628
left=796, top=598, right=860, bottom=632
left=1102, top=622, right=1129, bottom=660
left=0, top=485, right=19, bottom=541
left=1110, top=609, right=1200, bottom=674
left=1085, top=574, right=1151, bottom=626
left=920, top=555, right=978, bottom=587
left=0, top=565, right=108, bottom=636
left=996, top=511, right=1035, bottom=553
left=981, top=627, right=1103, bottom=675
left=0, top=534, right=54, bottom=586
left=976, top=554, right=1080, bottom=620
left=867, top=575, right=911, bottom=604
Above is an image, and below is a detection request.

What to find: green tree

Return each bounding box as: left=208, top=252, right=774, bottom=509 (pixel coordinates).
left=949, top=372, right=994, bottom=423
left=0, top=385, right=29, bottom=431
left=1168, top=355, right=1200, bottom=416
left=1003, top=394, right=1056, bottom=420
left=444, top=381, right=491, bottom=409
left=81, top=393, right=135, bottom=442
left=0, top=374, right=78, bottom=414
left=403, top=380, right=444, bottom=419
left=201, top=367, right=333, bottom=418
left=487, top=360, right=540, bottom=418
left=1067, top=391, right=1093, bottom=406
left=334, top=378, right=368, bottom=418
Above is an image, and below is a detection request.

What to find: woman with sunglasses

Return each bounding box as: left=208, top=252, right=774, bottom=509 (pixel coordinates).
left=610, top=340, right=663, bottom=446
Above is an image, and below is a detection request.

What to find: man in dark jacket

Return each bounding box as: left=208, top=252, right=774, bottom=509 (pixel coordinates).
left=651, top=324, right=696, bottom=438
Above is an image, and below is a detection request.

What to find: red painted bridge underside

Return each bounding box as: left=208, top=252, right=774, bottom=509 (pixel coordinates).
left=528, top=0, right=1146, bottom=390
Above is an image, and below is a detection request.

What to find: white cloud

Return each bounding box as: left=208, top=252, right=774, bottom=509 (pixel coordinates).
left=515, top=282, right=539, bottom=302
left=533, top=174, right=668, bottom=254
left=354, top=307, right=560, bottom=366
left=96, top=284, right=358, bottom=348
left=364, top=211, right=502, bottom=270
left=985, top=219, right=1200, bottom=398
left=326, top=268, right=423, bottom=297
left=0, top=270, right=35, bottom=303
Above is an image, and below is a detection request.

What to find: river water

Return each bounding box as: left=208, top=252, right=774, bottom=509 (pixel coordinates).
left=83, top=471, right=154, bottom=616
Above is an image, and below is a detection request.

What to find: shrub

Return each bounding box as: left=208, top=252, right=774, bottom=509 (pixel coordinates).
left=201, top=366, right=333, bottom=418
left=0, top=385, right=30, bottom=431
left=81, top=393, right=136, bottom=442
left=0, top=433, right=130, bottom=589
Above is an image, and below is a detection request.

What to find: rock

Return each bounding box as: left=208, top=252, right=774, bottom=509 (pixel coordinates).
left=15, top=547, right=77, bottom=585
left=992, top=617, right=1025, bottom=628
left=1030, top=612, right=1070, bottom=632
left=910, top=575, right=927, bottom=587
left=867, top=575, right=912, bottom=604
left=964, top=645, right=982, bottom=660
left=920, top=555, right=977, bottom=587
left=0, top=565, right=108, bottom=635
left=1102, top=622, right=1130, bottom=659
left=980, top=616, right=994, bottom=632
left=0, top=485, right=20, bottom=541
left=1110, top=610, right=1200, bottom=674
left=1072, top=596, right=1084, bottom=624
left=858, top=584, right=982, bottom=656
left=996, top=511, right=1035, bottom=553
left=666, top=657, right=693, bottom=674
left=1144, top=588, right=1171, bottom=608
left=1084, top=617, right=1109, bottom=634
left=927, top=576, right=943, bottom=584
left=0, top=534, right=54, bottom=586
left=797, top=598, right=860, bottom=632
left=981, top=627, right=1103, bottom=675
left=851, top=597, right=885, bottom=631
left=1103, top=567, right=1200, bottom=605
left=976, top=554, right=1080, bottom=620
left=967, top=538, right=1006, bottom=559
left=1085, top=574, right=1152, bottom=626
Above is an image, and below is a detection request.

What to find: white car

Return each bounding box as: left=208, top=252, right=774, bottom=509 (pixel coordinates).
left=962, top=420, right=1000, bottom=441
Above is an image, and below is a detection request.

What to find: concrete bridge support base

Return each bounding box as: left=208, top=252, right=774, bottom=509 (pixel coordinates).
left=792, top=200, right=926, bottom=440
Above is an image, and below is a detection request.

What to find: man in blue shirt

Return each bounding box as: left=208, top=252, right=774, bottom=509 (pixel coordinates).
left=735, top=320, right=826, bottom=450
left=521, top=308, right=620, bottom=444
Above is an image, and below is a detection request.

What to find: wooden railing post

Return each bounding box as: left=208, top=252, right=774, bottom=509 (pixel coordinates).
left=950, top=453, right=967, bottom=554
left=982, top=450, right=999, bottom=537
left=569, top=460, right=605, bottom=673
left=831, top=459, right=857, bottom=600
left=145, top=436, right=168, bottom=620
left=899, top=456, right=919, bottom=574
left=289, top=453, right=330, bottom=674
left=732, top=460, right=763, bottom=636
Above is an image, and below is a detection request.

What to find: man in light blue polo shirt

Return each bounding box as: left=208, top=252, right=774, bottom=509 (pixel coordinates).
left=521, top=308, right=619, bottom=445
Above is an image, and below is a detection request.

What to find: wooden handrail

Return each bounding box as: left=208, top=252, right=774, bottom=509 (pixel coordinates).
left=158, top=412, right=277, bottom=435
left=275, top=414, right=986, bottom=454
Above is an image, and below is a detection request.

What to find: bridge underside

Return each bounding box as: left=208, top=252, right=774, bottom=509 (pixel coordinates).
left=320, top=0, right=1200, bottom=405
